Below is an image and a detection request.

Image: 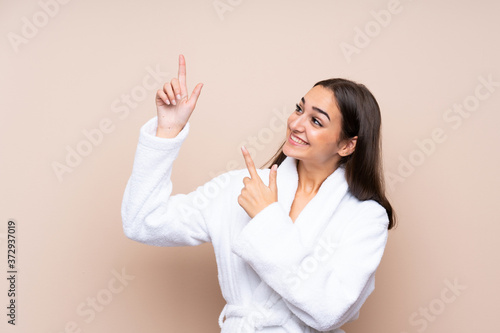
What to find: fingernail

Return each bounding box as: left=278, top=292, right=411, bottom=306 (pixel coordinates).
left=165, top=99, right=170, bottom=105
left=176, top=94, right=181, bottom=100
left=241, top=146, right=246, bottom=152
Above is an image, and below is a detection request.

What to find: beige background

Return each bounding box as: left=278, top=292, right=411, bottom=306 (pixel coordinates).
left=1, top=0, right=499, bottom=332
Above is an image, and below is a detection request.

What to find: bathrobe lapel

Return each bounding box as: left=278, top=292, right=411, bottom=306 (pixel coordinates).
left=276, top=156, right=350, bottom=244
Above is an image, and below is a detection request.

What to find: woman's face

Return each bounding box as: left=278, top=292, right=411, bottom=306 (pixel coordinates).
left=283, top=85, right=354, bottom=166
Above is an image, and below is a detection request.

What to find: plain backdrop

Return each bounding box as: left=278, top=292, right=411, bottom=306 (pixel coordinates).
left=1, top=0, right=499, bottom=332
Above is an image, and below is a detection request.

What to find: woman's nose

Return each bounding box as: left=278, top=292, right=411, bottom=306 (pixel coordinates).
left=289, top=114, right=306, bottom=132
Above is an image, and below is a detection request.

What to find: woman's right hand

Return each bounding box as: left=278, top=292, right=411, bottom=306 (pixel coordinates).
left=155, top=54, right=203, bottom=138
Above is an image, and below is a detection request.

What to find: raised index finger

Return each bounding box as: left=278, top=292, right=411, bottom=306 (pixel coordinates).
left=241, top=146, right=259, bottom=179
left=178, top=54, right=188, bottom=98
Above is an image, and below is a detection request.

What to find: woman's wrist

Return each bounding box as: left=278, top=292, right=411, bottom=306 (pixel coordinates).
left=156, top=125, right=184, bottom=138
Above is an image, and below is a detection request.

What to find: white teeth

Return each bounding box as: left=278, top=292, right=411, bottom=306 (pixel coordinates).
left=291, top=135, right=307, bottom=144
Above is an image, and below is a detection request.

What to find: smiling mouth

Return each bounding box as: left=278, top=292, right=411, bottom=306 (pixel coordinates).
left=289, top=134, right=309, bottom=145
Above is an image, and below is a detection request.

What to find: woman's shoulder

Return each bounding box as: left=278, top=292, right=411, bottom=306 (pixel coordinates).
left=340, top=193, right=390, bottom=230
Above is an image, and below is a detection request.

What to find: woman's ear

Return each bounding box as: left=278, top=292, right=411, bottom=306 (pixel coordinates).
left=338, top=136, right=358, bottom=157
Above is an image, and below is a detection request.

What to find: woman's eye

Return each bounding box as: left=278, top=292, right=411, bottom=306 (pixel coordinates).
left=312, top=118, right=322, bottom=126
left=295, top=104, right=303, bottom=113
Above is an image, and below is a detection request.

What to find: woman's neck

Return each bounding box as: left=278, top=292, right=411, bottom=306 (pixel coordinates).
left=296, top=159, right=339, bottom=195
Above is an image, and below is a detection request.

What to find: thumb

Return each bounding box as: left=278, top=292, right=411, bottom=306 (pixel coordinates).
left=188, top=82, right=203, bottom=106
left=269, top=164, right=278, bottom=193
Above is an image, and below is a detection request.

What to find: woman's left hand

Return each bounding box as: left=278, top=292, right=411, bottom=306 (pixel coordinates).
left=238, top=146, right=278, bottom=218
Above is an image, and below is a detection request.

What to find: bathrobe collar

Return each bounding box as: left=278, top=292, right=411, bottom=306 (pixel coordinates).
left=276, top=156, right=350, bottom=228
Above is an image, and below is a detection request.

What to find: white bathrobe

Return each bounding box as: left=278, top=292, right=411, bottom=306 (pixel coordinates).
left=121, top=117, right=390, bottom=333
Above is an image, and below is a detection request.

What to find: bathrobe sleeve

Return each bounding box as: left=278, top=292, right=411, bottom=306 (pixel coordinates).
left=121, top=116, right=219, bottom=247
left=231, top=199, right=389, bottom=331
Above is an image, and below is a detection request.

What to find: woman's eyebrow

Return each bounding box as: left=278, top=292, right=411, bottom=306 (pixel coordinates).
left=301, top=97, right=330, bottom=121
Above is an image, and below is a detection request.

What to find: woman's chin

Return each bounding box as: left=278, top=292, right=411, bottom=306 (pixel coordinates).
left=283, top=145, right=299, bottom=159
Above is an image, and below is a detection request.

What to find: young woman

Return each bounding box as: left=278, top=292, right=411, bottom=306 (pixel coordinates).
left=122, top=54, right=395, bottom=333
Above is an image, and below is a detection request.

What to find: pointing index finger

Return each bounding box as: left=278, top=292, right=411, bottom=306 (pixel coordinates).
left=178, top=54, right=187, bottom=98
left=241, top=146, right=259, bottom=179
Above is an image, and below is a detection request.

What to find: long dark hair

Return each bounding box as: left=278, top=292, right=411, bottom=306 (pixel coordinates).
left=266, top=78, right=396, bottom=229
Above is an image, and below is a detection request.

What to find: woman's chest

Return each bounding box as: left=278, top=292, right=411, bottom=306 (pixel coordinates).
left=288, top=191, right=317, bottom=223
